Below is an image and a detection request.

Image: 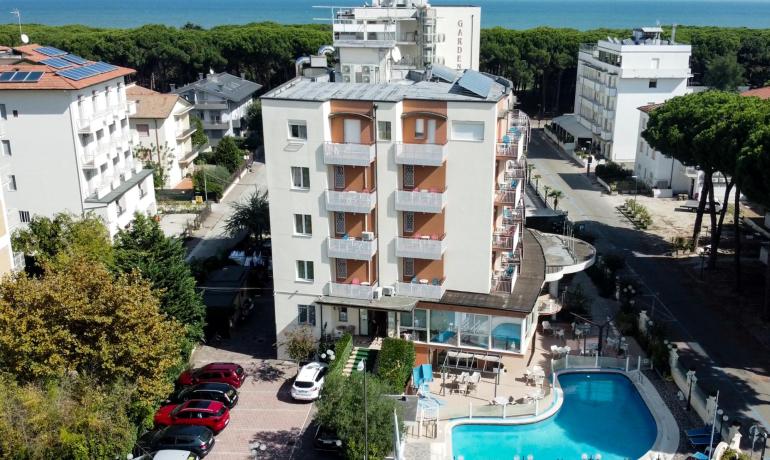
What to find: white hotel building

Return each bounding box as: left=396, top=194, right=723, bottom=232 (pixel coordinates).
left=328, top=0, right=480, bottom=83
left=549, top=27, right=691, bottom=166
left=0, top=45, right=156, bottom=238
left=263, top=68, right=595, bottom=364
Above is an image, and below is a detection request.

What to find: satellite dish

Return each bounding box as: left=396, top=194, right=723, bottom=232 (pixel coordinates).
left=20, top=33, right=29, bottom=44
left=391, top=46, right=402, bottom=63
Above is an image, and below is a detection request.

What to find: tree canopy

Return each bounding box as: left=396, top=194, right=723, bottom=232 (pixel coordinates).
left=224, top=188, right=269, bottom=242
left=208, top=136, right=246, bottom=173
left=704, top=54, right=746, bottom=91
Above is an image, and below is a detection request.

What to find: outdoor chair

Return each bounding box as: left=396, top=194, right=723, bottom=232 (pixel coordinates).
left=541, top=321, right=552, bottom=334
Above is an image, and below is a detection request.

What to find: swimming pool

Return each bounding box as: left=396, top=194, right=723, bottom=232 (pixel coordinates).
left=452, top=372, right=657, bottom=460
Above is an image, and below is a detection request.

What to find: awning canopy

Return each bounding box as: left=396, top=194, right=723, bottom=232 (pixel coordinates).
left=315, top=295, right=417, bottom=313
left=552, top=114, right=593, bottom=140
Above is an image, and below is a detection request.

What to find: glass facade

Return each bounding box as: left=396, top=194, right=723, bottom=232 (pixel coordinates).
left=428, top=310, right=458, bottom=345
left=460, top=313, right=490, bottom=349
left=399, top=308, right=427, bottom=341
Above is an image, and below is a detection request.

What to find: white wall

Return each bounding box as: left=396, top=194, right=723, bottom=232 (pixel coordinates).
left=633, top=112, right=691, bottom=195
left=375, top=102, right=401, bottom=285
left=434, top=6, right=481, bottom=71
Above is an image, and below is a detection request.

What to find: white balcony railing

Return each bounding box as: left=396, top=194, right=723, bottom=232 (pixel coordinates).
left=496, top=143, right=520, bottom=158
left=394, top=189, right=446, bottom=213
left=325, top=190, right=377, bottom=214
left=395, top=143, right=447, bottom=166
left=323, top=142, right=376, bottom=166
left=396, top=280, right=445, bottom=300
left=328, top=281, right=376, bottom=300
left=327, top=237, right=377, bottom=261
left=600, top=130, right=613, bottom=141
left=395, top=236, right=447, bottom=260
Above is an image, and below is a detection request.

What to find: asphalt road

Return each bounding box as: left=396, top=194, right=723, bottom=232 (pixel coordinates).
left=527, top=129, right=770, bottom=436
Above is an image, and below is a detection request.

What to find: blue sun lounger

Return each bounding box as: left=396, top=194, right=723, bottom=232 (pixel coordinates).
left=686, top=426, right=713, bottom=438
left=688, top=434, right=721, bottom=448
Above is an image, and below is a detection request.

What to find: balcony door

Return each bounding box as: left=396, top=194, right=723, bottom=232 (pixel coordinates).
left=427, top=119, right=436, bottom=144
left=334, top=166, right=345, bottom=190
left=344, top=118, right=361, bottom=144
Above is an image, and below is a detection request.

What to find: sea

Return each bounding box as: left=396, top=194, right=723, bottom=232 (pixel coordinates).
left=4, top=0, right=770, bottom=30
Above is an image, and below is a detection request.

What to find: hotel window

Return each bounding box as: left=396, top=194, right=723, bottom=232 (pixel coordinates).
left=1, top=140, right=11, bottom=156
left=377, top=121, right=391, bottom=141
left=19, top=210, right=30, bottom=223
left=414, top=118, right=425, bottom=139
left=491, top=317, right=522, bottom=352
left=400, top=309, right=427, bottom=341
left=298, top=304, right=316, bottom=326
left=296, top=260, right=314, bottom=281
left=460, top=313, right=490, bottom=349
left=403, top=258, right=415, bottom=278
left=335, top=259, right=347, bottom=279
left=294, top=214, right=312, bottom=235
left=291, top=166, right=310, bottom=189
left=403, top=211, right=415, bottom=233
left=339, top=307, right=348, bottom=322
left=333, top=166, right=345, bottom=190
left=648, top=79, right=658, bottom=89
left=403, top=165, right=415, bottom=188
left=0, top=104, right=5, bottom=120
left=7, top=175, right=16, bottom=192
left=137, top=124, right=150, bottom=137
left=288, top=121, right=308, bottom=140
left=334, top=212, right=345, bottom=235
left=429, top=310, right=458, bottom=345
left=451, top=121, right=484, bottom=141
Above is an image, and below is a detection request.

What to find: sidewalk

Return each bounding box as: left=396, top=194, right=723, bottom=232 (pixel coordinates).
left=186, top=162, right=267, bottom=261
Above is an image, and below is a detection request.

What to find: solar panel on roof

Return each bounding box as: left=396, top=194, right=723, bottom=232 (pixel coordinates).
left=456, top=70, right=493, bottom=99
left=35, top=46, right=67, bottom=57
left=430, top=64, right=458, bottom=83
left=62, top=54, right=88, bottom=65
left=24, top=72, right=43, bottom=82
left=0, top=71, right=43, bottom=83
left=57, top=66, right=99, bottom=81
left=9, top=72, right=29, bottom=82
left=41, top=57, right=73, bottom=69
left=90, top=62, right=118, bottom=73
left=0, top=73, right=14, bottom=82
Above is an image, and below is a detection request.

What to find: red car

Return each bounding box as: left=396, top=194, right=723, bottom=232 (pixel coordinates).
left=154, top=400, right=230, bottom=433
left=178, top=363, right=246, bottom=388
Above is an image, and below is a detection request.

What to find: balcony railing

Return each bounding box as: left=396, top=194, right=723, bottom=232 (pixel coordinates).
left=394, top=188, right=446, bottom=213
left=503, top=168, right=525, bottom=182
left=496, top=143, right=520, bottom=158
left=327, top=237, right=377, bottom=261
left=328, top=281, right=376, bottom=300
left=395, top=235, right=446, bottom=260
left=492, top=233, right=514, bottom=250
left=396, top=279, right=446, bottom=300
left=202, top=121, right=229, bottom=130
left=495, top=188, right=520, bottom=205
left=395, top=143, right=447, bottom=166
left=325, top=189, right=377, bottom=214
left=323, top=142, right=376, bottom=166
left=600, top=130, right=612, bottom=141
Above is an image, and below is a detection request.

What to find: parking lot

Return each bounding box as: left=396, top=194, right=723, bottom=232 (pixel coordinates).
left=189, top=300, right=321, bottom=459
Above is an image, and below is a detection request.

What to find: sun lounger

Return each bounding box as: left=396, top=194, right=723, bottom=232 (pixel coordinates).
left=685, top=426, right=712, bottom=438
left=688, top=434, right=721, bottom=448
left=691, top=452, right=709, bottom=460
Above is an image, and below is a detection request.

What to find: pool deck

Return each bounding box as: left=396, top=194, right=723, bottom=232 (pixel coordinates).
left=402, top=330, right=677, bottom=460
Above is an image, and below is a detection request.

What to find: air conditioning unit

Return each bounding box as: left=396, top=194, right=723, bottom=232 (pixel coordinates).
left=342, top=65, right=351, bottom=73
left=362, top=66, right=371, bottom=74
left=362, top=76, right=370, bottom=83
left=382, top=286, right=395, bottom=296
left=343, top=76, right=351, bottom=83
left=361, top=231, right=374, bottom=241
left=372, top=287, right=383, bottom=300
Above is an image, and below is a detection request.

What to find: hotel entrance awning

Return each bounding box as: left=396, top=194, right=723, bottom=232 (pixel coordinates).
left=551, top=114, right=593, bottom=140
left=315, top=295, right=417, bottom=313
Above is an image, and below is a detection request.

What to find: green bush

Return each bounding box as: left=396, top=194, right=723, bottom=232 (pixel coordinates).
left=375, top=338, right=415, bottom=393
left=329, top=333, right=353, bottom=376
left=193, top=164, right=230, bottom=199
left=722, top=448, right=752, bottom=460
left=209, top=136, right=246, bottom=173
left=595, top=162, right=632, bottom=182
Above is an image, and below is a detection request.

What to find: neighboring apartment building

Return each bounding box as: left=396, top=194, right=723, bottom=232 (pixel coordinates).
left=127, top=84, right=196, bottom=187
left=174, top=72, right=261, bottom=145
left=0, top=44, right=156, bottom=238
left=550, top=27, right=691, bottom=166
left=262, top=69, right=594, bottom=364
left=0, top=185, right=22, bottom=275
left=330, top=0, right=480, bottom=83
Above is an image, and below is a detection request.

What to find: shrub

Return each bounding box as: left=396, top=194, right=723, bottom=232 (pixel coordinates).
left=375, top=338, right=415, bottom=393
left=722, top=449, right=752, bottom=460
left=279, top=326, right=317, bottom=368
left=328, top=333, right=352, bottom=376
left=192, top=164, right=230, bottom=199
left=209, top=136, right=246, bottom=173
left=595, top=162, right=631, bottom=182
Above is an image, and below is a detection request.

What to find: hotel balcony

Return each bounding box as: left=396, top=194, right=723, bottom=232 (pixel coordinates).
left=495, top=143, right=520, bottom=159
left=328, top=281, right=377, bottom=301
left=396, top=279, right=446, bottom=301
left=81, top=145, right=108, bottom=169
left=502, top=168, right=525, bottom=182
left=395, top=143, right=448, bottom=167
left=327, top=237, right=378, bottom=261
left=202, top=121, right=229, bottom=130
left=395, top=235, right=447, bottom=260
left=591, top=125, right=602, bottom=135
left=491, top=265, right=518, bottom=294
left=323, top=142, right=376, bottom=166
left=495, top=183, right=522, bottom=206
left=325, top=189, right=377, bottom=214
left=492, top=226, right=521, bottom=251
left=600, top=130, right=613, bottom=141
left=394, top=188, right=446, bottom=214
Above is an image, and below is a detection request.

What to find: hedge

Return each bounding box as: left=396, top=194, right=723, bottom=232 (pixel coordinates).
left=375, top=338, right=416, bottom=393
left=328, top=333, right=352, bottom=376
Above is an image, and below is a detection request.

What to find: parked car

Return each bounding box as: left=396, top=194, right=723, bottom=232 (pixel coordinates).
left=154, top=400, right=230, bottom=433
left=178, top=363, right=246, bottom=388
left=169, top=382, right=239, bottom=408
left=681, top=200, right=722, bottom=213
left=150, top=451, right=200, bottom=460
left=135, top=426, right=215, bottom=458
left=313, top=424, right=344, bottom=453
left=291, top=362, right=328, bottom=401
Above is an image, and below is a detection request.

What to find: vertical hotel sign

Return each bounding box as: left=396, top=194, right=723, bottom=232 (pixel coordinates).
left=456, top=19, right=465, bottom=69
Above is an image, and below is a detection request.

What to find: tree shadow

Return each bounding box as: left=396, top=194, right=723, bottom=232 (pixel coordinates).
left=248, top=428, right=301, bottom=459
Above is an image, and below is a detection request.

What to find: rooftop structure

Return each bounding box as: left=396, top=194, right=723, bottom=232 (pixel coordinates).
left=0, top=44, right=156, bottom=238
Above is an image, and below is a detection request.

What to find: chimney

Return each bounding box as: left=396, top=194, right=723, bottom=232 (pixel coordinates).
left=170, top=83, right=176, bottom=91
left=198, top=73, right=203, bottom=81
left=240, top=72, right=246, bottom=80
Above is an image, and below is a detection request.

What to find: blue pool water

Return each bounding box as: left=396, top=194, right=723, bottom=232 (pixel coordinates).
left=452, top=373, right=657, bottom=460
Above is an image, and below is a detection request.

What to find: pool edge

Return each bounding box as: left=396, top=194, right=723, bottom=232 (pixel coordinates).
left=443, top=369, right=679, bottom=460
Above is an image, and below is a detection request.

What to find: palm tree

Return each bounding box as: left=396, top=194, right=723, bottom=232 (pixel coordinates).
left=543, top=185, right=551, bottom=205
left=549, top=189, right=565, bottom=210
left=225, top=188, right=270, bottom=243
left=533, top=174, right=542, bottom=192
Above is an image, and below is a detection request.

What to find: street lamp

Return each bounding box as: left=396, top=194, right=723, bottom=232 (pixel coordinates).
left=686, top=369, right=697, bottom=412
left=357, top=358, right=369, bottom=460
left=631, top=175, right=639, bottom=204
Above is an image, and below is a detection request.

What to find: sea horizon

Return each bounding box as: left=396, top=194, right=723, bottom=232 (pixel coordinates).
left=2, top=0, right=770, bottom=30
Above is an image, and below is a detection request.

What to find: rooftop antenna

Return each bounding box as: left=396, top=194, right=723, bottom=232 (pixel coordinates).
left=10, top=9, right=28, bottom=44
